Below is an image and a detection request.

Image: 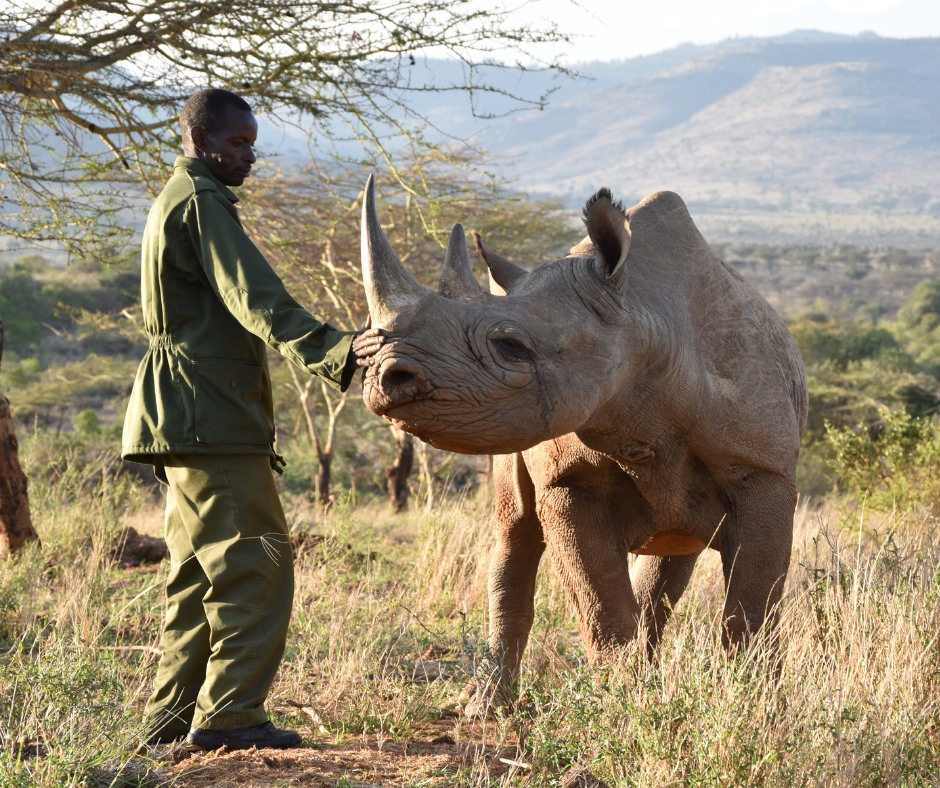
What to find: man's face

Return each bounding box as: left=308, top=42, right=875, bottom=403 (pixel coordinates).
left=195, top=107, right=258, bottom=187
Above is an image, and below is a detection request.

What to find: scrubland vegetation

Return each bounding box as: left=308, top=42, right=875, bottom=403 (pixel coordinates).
left=3, top=243, right=940, bottom=785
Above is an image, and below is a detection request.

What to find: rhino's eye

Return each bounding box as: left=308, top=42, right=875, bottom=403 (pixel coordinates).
left=492, top=337, right=533, bottom=363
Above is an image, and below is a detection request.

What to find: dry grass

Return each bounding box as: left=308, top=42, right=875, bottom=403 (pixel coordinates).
left=1, top=462, right=939, bottom=786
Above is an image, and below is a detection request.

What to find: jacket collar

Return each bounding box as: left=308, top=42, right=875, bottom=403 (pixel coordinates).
left=174, top=156, right=239, bottom=203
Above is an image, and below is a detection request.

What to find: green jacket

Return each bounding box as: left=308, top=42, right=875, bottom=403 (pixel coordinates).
left=122, top=157, right=355, bottom=464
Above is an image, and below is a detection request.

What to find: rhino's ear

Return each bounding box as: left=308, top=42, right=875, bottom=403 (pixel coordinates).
left=583, top=188, right=631, bottom=284
left=472, top=230, right=527, bottom=293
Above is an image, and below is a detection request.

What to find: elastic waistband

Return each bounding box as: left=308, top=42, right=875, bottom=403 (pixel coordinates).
left=148, top=335, right=176, bottom=349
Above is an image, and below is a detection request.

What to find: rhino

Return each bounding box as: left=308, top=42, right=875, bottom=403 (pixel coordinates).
left=359, top=175, right=807, bottom=703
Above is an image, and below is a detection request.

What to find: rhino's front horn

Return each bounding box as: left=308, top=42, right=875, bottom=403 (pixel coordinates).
left=438, top=224, right=485, bottom=302
left=361, top=174, right=428, bottom=326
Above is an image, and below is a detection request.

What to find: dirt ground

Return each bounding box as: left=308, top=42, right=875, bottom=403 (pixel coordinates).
left=108, top=509, right=609, bottom=786
left=144, top=717, right=533, bottom=787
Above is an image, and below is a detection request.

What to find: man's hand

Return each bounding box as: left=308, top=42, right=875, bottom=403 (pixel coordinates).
left=352, top=326, right=385, bottom=367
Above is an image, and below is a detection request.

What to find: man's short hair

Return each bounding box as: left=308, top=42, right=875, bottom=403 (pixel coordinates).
left=180, top=89, right=252, bottom=140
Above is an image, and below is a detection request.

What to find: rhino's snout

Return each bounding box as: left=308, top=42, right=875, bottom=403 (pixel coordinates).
left=366, top=355, right=432, bottom=416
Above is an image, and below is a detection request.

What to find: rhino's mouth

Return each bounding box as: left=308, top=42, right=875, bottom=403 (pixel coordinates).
left=378, top=401, right=446, bottom=447
left=383, top=401, right=426, bottom=423
left=382, top=398, right=454, bottom=432
left=365, top=392, right=421, bottom=420
left=384, top=396, right=509, bottom=450
left=384, top=407, right=521, bottom=455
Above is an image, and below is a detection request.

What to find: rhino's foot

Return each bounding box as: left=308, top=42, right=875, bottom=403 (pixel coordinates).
left=458, top=678, right=516, bottom=719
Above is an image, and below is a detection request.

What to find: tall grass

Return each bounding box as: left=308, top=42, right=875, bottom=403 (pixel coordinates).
left=507, top=503, right=940, bottom=785
left=2, top=445, right=939, bottom=785
left=0, top=443, right=161, bottom=786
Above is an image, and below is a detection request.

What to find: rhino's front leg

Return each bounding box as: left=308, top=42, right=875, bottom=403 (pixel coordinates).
left=539, top=486, right=640, bottom=661
left=466, top=452, right=544, bottom=716
left=719, top=471, right=795, bottom=653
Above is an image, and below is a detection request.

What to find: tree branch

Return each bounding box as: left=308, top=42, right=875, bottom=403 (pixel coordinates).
left=0, top=0, right=576, bottom=258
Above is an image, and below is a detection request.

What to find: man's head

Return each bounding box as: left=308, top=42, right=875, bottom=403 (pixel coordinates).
left=179, top=88, right=257, bottom=187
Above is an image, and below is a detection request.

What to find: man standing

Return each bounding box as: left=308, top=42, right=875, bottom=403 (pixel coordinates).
left=122, top=88, right=383, bottom=751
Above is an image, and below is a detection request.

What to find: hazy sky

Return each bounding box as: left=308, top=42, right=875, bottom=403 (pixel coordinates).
left=523, top=0, right=939, bottom=62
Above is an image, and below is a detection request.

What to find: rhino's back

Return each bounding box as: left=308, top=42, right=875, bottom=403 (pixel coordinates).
left=624, top=192, right=808, bottom=456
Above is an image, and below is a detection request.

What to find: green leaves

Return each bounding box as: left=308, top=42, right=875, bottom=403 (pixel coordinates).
left=825, top=406, right=940, bottom=514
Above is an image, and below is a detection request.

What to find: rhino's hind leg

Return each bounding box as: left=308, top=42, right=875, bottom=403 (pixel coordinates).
left=630, top=553, right=699, bottom=657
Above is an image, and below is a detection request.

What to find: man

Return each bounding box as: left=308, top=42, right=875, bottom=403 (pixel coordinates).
left=122, top=88, right=383, bottom=751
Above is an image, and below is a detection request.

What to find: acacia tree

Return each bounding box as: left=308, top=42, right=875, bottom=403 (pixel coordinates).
left=0, top=0, right=572, bottom=260
left=243, top=154, right=577, bottom=506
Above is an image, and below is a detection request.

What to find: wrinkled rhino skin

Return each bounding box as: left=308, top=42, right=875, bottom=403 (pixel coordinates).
left=360, top=177, right=808, bottom=701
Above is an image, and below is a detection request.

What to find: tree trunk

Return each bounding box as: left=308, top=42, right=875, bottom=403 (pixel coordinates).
left=386, top=426, right=414, bottom=512
left=286, top=364, right=350, bottom=512
left=482, top=454, right=493, bottom=489
left=417, top=441, right=435, bottom=511
left=316, top=454, right=332, bottom=508
left=0, top=322, right=39, bottom=558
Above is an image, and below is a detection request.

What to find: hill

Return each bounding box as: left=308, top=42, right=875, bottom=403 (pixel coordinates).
left=339, top=31, right=940, bottom=247
left=3, top=31, right=937, bottom=256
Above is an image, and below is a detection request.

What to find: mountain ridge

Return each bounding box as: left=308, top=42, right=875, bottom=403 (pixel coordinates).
left=348, top=30, right=939, bottom=246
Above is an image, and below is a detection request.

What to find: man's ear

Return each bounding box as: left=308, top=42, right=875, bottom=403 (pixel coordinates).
left=189, top=126, right=207, bottom=153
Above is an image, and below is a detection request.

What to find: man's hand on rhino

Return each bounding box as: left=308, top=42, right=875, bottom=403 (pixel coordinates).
left=352, top=326, right=385, bottom=367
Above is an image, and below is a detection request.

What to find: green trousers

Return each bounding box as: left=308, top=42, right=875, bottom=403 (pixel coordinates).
left=145, top=453, right=293, bottom=738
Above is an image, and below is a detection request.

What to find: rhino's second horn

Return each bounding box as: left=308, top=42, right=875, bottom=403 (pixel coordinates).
left=438, top=224, right=486, bottom=302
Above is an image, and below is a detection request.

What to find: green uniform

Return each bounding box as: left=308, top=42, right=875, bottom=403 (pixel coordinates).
left=122, top=157, right=354, bottom=737
left=122, top=156, right=354, bottom=460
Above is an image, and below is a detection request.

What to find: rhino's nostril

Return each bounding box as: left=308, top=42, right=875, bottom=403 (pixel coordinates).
left=383, top=369, right=417, bottom=392
left=377, top=356, right=425, bottom=399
